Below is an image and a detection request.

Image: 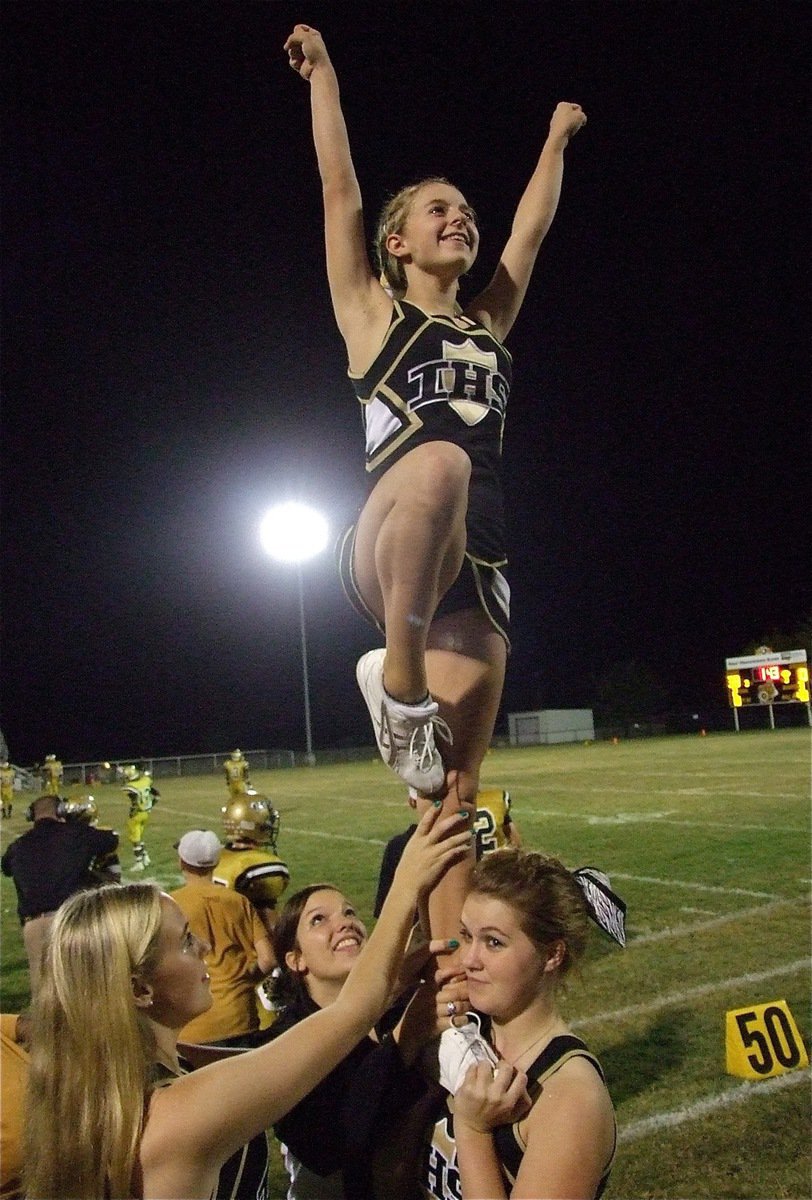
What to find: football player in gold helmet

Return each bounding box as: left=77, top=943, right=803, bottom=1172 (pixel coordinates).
left=215, top=796, right=289, bottom=934
left=223, top=749, right=252, bottom=797
left=122, top=766, right=159, bottom=872
left=216, top=794, right=291, bottom=1029
left=40, top=754, right=63, bottom=795
left=0, top=760, right=14, bottom=819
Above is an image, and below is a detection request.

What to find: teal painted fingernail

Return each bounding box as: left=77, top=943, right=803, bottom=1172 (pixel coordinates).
left=456, top=809, right=470, bottom=819
left=433, top=799, right=443, bottom=808
left=448, top=939, right=460, bottom=949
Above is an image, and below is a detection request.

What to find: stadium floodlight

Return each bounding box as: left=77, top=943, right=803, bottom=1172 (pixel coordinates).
left=259, top=503, right=329, bottom=764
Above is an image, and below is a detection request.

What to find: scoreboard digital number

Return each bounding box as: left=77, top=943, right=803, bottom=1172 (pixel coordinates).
left=725, top=650, right=809, bottom=707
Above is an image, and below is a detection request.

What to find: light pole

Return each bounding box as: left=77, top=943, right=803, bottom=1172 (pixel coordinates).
left=259, top=502, right=328, bottom=766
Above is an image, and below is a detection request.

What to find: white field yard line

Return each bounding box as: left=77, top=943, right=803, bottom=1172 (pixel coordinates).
left=539, top=764, right=802, bottom=776
left=616, top=1068, right=811, bottom=1144
left=573, top=958, right=811, bottom=1031
left=593, top=788, right=805, bottom=803
left=583, top=785, right=803, bottom=801
left=155, top=803, right=233, bottom=822
left=156, top=809, right=800, bottom=912
left=629, top=898, right=807, bottom=946
left=240, top=791, right=807, bottom=829
left=610, top=873, right=778, bottom=899
left=499, top=766, right=805, bottom=790
left=157, top=805, right=389, bottom=846
left=518, top=807, right=807, bottom=834
left=308, top=795, right=805, bottom=823
left=282, top=827, right=387, bottom=846
left=168, top=794, right=415, bottom=811
left=624, top=816, right=807, bottom=832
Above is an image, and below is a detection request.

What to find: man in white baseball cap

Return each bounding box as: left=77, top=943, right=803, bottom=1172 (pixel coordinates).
left=170, top=829, right=275, bottom=1046
left=176, top=829, right=223, bottom=870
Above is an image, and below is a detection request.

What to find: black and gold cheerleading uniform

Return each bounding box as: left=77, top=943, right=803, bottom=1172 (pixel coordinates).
left=423, top=1033, right=615, bottom=1200
left=338, top=300, right=513, bottom=642
left=152, top=1060, right=269, bottom=1199
left=352, top=299, right=512, bottom=562
left=263, top=992, right=427, bottom=1200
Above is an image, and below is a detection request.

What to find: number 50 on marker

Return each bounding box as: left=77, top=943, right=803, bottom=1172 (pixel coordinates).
left=725, top=1000, right=809, bottom=1079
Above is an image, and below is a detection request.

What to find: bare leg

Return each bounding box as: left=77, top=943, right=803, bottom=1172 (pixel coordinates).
left=413, top=608, right=508, bottom=943
left=353, top=441, right=471, bottom=703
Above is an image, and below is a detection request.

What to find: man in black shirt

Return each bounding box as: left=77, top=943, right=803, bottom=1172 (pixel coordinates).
left=1, top=794, right=119, bottom=995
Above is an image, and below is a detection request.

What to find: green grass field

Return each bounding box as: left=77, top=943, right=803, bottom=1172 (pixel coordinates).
left=2, top=729, right=810, bottom=1198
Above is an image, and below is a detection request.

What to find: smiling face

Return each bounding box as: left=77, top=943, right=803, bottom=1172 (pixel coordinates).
left=387, top=181, right=479, bottom=283
left=142, top=895, right=212, bottom=1030
left=458, top=892, right=551, bottom=1022
left=285, top=888, right=367, bottom=1003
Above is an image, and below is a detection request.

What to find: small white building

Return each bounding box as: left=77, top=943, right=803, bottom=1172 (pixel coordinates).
left=507, top=709, right=595, bottom=746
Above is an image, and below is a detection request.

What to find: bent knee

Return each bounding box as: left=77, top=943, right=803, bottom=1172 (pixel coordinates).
left=415, top=440, right=471, bottom=481
left=407, top=443, right=472, bottom=515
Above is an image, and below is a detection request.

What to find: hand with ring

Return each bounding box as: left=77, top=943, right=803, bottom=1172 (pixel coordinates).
left=435, top=966, right=469, bottom=1031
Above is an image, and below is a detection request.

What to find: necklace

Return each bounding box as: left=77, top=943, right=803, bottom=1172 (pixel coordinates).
left=493, top=1017, right=559, bottom=1067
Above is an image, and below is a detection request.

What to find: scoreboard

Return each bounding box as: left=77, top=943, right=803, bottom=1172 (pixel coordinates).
left=725, top=650, right=809, bottom=708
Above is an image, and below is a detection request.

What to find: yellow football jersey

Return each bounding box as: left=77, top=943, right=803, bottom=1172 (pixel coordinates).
left=474, top=788, right=513, bottom=855
left=123, top=776, right=157, bottom=815
left=41, top=760, right=63, bottom=792
left=213, top=846, right=290, bottom=909
left=223, top=759, right=250, bottom=793
left=0, top=765, right=14, bottom=799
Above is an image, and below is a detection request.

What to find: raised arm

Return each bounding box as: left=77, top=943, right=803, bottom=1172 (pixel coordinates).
left=467, top=102, right=587, bottom=343
left=284, top=24, right=392, bottom=369
left=142, top=807, right=471, bottom=1196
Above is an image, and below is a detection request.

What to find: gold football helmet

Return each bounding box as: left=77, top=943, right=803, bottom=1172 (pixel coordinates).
left=61, top=792, right=99, bottom=824
left=221, top=794, right=280, bottom=849
left=230, top=749, right=243, bottom=762
left=123, top=764, right=140, bottom=782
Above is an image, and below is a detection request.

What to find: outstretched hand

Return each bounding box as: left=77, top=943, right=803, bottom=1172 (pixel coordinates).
left=284, top=23, right=329, bottom=81
left=390, top=929, right=462, bottom=1010
left=392, top=804, right=472, bottom=899
left=549, top=101, right=587, bottom=145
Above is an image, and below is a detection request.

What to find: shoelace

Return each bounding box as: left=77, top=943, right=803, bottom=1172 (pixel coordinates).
left=455, top=1012, right=487, bottom=1047
left=408, top=714, right=453, bottom=769
left=438, top=1014, right=499, bottom=1092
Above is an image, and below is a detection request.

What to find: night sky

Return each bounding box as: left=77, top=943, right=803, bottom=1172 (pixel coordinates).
left=2, top=1, right=809, bottom=765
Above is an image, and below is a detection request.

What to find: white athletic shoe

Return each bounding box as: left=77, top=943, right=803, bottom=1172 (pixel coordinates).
left=130, top=861, right=146, bottom=873
left=438, top=1016, right=500, bottom=1094
left=356, top=649, right=451, bottom=793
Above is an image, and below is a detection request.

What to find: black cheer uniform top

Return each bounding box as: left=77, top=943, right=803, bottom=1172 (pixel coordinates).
left=422, top=1033, right=615, bottom=1200
left=349, top=300, right=513, bottom=566
left=265, top=991, right=427, bottom=1199
left=152, top=1060, right=269, bottom=1200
